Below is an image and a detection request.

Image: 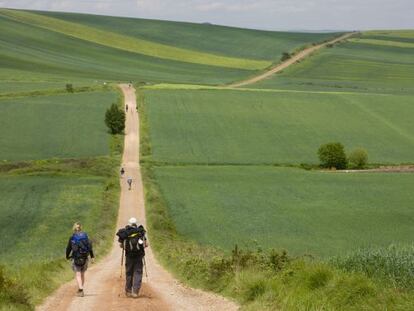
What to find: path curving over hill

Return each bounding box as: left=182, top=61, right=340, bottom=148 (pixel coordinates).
left=36, top=85, right=238, bottom=311
left=227, top=32, right=357, bottom=88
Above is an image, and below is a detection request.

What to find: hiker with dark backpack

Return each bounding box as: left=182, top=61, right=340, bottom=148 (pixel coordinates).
left=66, top=222, right=94, bottom=297
left=116, top=217, right=148, bottom=298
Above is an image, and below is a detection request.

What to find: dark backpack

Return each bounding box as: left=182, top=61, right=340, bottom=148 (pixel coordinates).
left=71, top=232, right=90, bottom=266
left=117, top=225, right=146, bottom=256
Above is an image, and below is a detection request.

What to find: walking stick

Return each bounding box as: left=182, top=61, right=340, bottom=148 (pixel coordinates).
left=143, top=256, right=148, bottom=279
left=120, top=241, right=125, bottom=278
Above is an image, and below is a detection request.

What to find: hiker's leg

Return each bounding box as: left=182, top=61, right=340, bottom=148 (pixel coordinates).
left=132, top=257, right=143, bottom=294
left=81, top=271, right=85, bottom=286
left=125, top=257, right=134, bottom=293
left=75, top=271, right=83, bottom=289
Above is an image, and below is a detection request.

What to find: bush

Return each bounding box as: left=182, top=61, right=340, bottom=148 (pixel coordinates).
left=348, top=148, right=368, bottom=169
left=281, top=52, right=291, bottom=62
left=318, top=142, right=347, bottom=169
left=105, top=103, right=125, bottom=134
left=65, top=83, right=74, bottom=93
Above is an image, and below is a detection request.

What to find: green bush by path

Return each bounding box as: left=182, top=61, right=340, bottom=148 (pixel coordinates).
left=153, top=166, right=414, bottom=257
left=0, top=91, right=118, bottom=161
left=143, top=89, right=414, bottom=164
left=253, top=31, right=414, bottom=94
left=37, top=10, right=341, bottom=62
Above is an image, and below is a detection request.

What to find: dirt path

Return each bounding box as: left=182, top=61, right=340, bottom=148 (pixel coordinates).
left=337, top=165, right=414, bottom=173
left=37, top=85, right=238, bottom=311
left=228, top=32, right=356, bottom=88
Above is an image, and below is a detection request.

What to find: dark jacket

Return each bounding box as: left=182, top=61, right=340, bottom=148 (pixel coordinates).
left=118, top=225, right=146, bottom=257
left=66, top=232, right=94, bottom=260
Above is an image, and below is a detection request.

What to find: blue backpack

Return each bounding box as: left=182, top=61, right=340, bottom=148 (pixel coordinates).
left=71, top=232, right=90, bottom=266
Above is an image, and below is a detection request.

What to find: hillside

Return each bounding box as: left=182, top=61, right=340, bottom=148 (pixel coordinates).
left=0, top=9, right=340, bottom=88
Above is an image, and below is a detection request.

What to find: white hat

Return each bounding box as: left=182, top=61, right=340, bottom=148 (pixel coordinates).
left=128, top=217, right=137, bottom=225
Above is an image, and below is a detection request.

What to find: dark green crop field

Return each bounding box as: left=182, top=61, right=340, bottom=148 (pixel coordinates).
left=0, top=91, right=118, bottom=161
left=154, top=166, right=414, bottom=257
left=143, top=88, right=414, bottom=164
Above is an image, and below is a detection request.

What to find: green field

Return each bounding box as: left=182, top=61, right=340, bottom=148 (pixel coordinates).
left=0, top=91, right=118, bottom=161
left=253, top=31, right=414, bottom=94
left=38, top=10, right=340, bottom=62
left=154, top=166, right=414, bottom=257
left=143, top=89, right=414, bottom=164
left=0, top=174, right=105, bottom=265
left=0, top=9, right=341, bottom=87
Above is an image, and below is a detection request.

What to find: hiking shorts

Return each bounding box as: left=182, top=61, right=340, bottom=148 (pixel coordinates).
left=72, top=259, right=88, bottom=272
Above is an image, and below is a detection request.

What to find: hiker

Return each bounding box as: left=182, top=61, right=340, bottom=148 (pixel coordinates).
left=120, top=167, right=125, bottom=178
left=127, top=177, right=132, bottom=190
left=116, top=218, right=148, bottom=298
left=66, top=222, right=94, bottom=297
left=126, top=104, right=129, bottom=112
left=129, top=81, right=132, bottom=88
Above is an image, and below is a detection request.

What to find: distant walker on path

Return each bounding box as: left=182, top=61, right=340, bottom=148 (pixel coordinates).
left=127, top=177, right=133, bottom=190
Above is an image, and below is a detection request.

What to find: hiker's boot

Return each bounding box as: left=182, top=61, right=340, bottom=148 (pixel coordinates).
left=131, top=292, right=139, bottom=298
left=77, top=289, right=84, bottom=297
left=125, top=291, right=132, bottom=298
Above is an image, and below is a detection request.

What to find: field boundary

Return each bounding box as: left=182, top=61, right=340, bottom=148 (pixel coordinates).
left=227, top=32, right=357, bottom=88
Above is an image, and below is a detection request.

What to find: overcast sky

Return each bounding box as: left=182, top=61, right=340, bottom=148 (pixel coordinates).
left=1, top=0, right=413, bottom=31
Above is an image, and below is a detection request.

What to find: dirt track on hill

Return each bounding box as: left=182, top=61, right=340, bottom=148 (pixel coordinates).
left=228, top=32, right=356, bottom=88
left=36, top=85, right=238, bottom=311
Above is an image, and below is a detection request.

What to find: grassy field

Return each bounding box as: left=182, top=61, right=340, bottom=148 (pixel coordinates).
left=0, top=9, right=268, bottom=70
left=0, top=174, right=105, bottom=265
left=143, top=89, right=414, bottom=164
left=153, top=166, right=414, bottom=257
left=0, top=9, right=341, bottom=87
left=253, top=31, right=414, bottom=94
left=0, top=12, right=250, bottom=86
left=0, top=91, right=118, bottom=161
left=38, top=10, right=341, bottom=62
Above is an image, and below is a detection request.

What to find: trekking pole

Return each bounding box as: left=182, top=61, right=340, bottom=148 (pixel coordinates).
left=120, top=241, right=125, bottom=278
left=143, top=256, right=148, bottom=279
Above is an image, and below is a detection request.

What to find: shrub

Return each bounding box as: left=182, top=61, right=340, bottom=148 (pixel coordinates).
left=348, top=148, right=368, bottom=169
left=65, top=83, right=74, bottom=93
left=281, top=52, right=291, bottom=62
left=105, top=103, right=125, bottom=134
left=318, top=142, right=347, bottom=169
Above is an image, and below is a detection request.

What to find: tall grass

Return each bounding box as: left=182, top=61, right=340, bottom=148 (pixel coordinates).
left=332, top=244, right=414, bottom=290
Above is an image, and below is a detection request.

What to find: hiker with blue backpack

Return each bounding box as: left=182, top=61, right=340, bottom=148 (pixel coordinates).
left=116, top=217, right=148, bottom=298
left=66, top=222, right=94, bottom=297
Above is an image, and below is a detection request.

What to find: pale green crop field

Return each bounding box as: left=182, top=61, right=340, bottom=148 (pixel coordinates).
left=143, top=89, right=414, bottom=165
left=154, top=166, right=414, bottom=257
left=252, top=31, right=414, bottom=94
